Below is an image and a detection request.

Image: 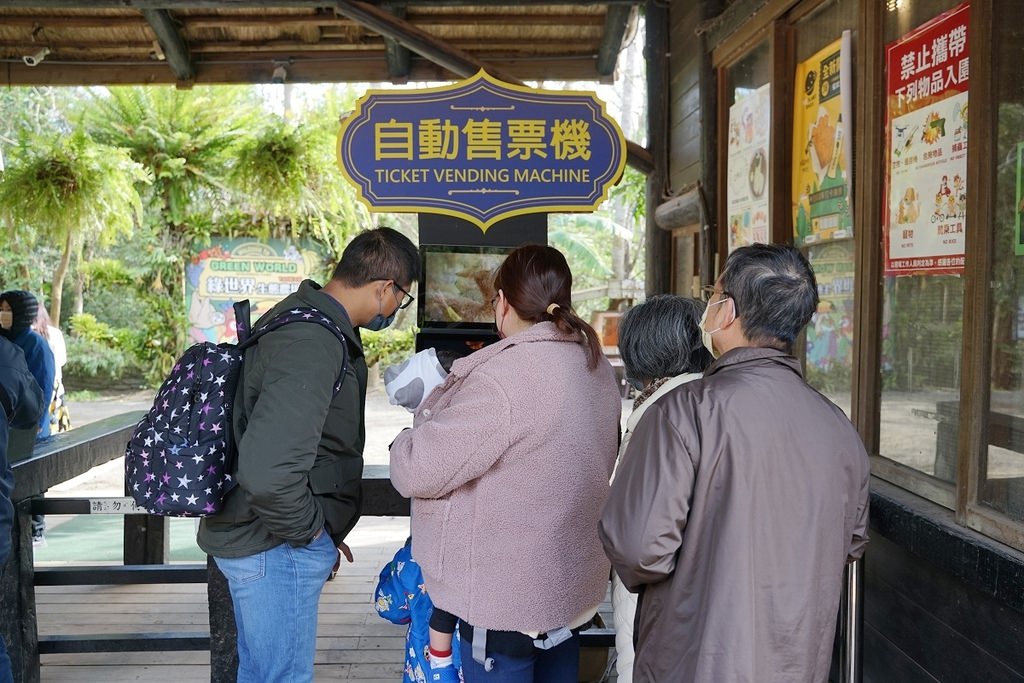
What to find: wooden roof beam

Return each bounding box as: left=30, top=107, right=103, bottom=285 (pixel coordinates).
left=596, top=4, right=632, bottom=77
left=1, top=0, right=639, bottom=6
left=332, top=0, right=653, bottom=173
left=334, top=0, right=520, bottom=84
left=141, top=8, right=194, bottom=81
left=381, top=3, right=411, bottom=82
left=0, top=54, right=604, bottom=86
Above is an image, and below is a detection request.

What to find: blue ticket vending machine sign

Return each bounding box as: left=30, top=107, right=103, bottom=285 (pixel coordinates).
left=337, top=70, right=627, bottom=232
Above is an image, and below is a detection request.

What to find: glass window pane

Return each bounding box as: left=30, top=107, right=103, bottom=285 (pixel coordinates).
left=981, top=0, right=1024, bottom=522
left=880, top=276, right=963, bottom=482
left=883, top=0, right=962, bottom=43
left=794, top=0, right=856, bottom=63
left=793, top=0, right=857, bottom=416
left=805, top=242, right=855, bottom=417
left=726, top=42, right=770, bottom=107
left=725, top=42, right=771, bottom=252
left=877, top=0, right=966, bottom=486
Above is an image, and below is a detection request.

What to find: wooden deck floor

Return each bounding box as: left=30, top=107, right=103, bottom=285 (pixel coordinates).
left=36, top=515, right=617, bottom=682
left=37, top=517, right=412, bottom=682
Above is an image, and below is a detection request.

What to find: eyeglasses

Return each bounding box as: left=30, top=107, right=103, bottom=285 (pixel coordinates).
left=392, top=281, right=415, bottom=309
left=374, top=278, right=415, bottom=310
left=701, top=285, right=738, bottom=314
left=700, top=285, right=727, bottom=303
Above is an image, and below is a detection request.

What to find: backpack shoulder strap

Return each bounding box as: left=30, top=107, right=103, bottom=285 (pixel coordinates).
left=237, top=306, right=350, bottom=396
left=233, top=300, right=253, bottom=343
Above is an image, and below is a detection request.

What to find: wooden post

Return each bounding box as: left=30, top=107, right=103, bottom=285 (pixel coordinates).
left=644, top=0, right=671, bottom=296
left=1, top=502, right=39, bottom=683
left=121, top=513, right=170, bottom=564
left=207, top=555, right=238, bottom=683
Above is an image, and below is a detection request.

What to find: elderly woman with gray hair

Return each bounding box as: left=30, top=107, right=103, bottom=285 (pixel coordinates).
left=611, top=294, right=713, bottom=683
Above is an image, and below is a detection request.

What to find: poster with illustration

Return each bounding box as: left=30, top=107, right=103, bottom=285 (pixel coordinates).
left=793, top=32, right=853, bottom=247
left=1016, top=142, right=1024, bottom=256
left=806, top=242, right=855, bottom=373
left=727, top=82, right=771, bottom=252
left=884, top=2, right=970, bottom=276
left=185, top=239, right=327, bottom=345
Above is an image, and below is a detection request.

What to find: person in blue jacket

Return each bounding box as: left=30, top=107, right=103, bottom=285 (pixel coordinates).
left=0, top=336, right=45, bottom=683
left=0, top=291, right=53, bottom=438
left=375, top=538, right=463, bottom=683
left=1, top=290, right=55, bottom=548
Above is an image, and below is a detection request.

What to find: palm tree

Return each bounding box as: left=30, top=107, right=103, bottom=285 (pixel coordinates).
left=0, top=129, right=149, bottom=325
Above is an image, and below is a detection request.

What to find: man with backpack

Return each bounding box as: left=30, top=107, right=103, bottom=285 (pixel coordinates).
left=1, top=336, right=45, bottom=683
left=197, top=227, right=420, bottom=683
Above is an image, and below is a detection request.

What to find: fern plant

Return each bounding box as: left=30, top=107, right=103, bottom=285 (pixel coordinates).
left=0, top=129, right=149, bottom=325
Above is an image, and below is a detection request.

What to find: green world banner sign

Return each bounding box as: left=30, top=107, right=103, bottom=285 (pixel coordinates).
left=337, top=71, right=627, bottom=232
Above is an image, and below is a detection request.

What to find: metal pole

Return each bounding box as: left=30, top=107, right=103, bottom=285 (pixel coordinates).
left=840, top=558, right=864, bottom=683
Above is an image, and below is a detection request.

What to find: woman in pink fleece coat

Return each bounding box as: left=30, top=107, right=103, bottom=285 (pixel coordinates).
left=390, top=244, right=621, bottom=683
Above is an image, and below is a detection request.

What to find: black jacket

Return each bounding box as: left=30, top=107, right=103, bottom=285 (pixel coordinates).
left=197, top=280, right=368, bottom=558
left=0, top=337, right=45, bottom=565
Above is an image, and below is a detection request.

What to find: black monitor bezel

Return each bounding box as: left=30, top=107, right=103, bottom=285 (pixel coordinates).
left=417, top=243, right=516, bottom=330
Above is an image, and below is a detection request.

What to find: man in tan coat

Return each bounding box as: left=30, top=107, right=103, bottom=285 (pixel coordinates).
left=599, top=243, right=870, bottom=683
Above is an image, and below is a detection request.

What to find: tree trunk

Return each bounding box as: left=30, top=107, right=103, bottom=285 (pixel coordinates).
left=50, top=231, right=73, bottom=327
left=73, top=241, right=88, bottom=316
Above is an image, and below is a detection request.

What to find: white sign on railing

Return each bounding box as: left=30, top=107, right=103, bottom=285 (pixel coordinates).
left=88, top=498, right=145, bottom=514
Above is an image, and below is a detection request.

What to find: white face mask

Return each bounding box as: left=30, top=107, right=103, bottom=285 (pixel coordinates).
left=0, top=310, right=11, bottom=330
left=699, top=297, right=732, bottom=359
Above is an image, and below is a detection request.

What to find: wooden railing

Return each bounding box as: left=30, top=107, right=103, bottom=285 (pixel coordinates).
left=4, top=412, right=860, bottom=683
left=2, top=415, right=609, bottom=683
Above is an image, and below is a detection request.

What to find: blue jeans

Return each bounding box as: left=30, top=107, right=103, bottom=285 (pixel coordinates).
left=459, top=629, right=579, bottom=683
left=215, top=531, right=337, bottom=683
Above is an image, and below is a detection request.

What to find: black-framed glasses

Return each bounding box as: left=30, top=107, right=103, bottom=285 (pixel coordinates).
left=392, top=281, right=415, bottom=309
left=374, top=278, right=415, bottom=309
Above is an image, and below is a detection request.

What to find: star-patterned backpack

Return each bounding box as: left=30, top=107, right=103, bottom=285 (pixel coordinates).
left=124, top=300, right=349, bottom=517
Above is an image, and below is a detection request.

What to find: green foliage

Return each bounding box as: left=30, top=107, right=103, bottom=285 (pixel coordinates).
left=68, top=313, right=118, bottom=344
left=231, top=119, right=325, bottom=214
left=133, top=295, right=184, bottom=384
left=0, top=87, right=76, bottom=140
left=65, top=389, right=101, bottom=401
left=0, top=129, right=148, bottom=245
left=64, top=335, right=137, bottom=380
left=549, top=225, right=614, bottom=278
left=83, top=86, right=262, bottom=231
left=65, top=304, right=178, bottom=386
left=883, top=276, right=963, bottom=391
left=78, top=258, right=137, bottom=286
left=361, top=326, right=417, bottom=369
left=65, top=314, right=141, bottom=380
left=806, top=362, right=852, bottom=395
left=549, top=163, right=647, bottom=317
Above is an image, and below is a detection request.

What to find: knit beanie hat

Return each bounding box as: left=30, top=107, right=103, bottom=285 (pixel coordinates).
left=0, top=290, right=39, bottom=338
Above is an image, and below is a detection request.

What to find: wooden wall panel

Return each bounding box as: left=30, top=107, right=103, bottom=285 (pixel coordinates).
left=667, top=2, right=704, bottom=194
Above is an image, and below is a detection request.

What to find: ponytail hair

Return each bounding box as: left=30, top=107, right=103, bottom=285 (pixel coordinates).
left=493, top=244, right=603, bottom=370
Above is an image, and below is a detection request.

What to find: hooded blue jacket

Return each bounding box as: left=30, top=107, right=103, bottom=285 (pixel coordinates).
left=0, top=337, right=45, bottom=565
left=6, top=329, right=54, bottom=439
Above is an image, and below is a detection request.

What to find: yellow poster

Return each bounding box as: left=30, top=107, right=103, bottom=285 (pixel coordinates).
left=792, top=32, right=853, bottom=247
